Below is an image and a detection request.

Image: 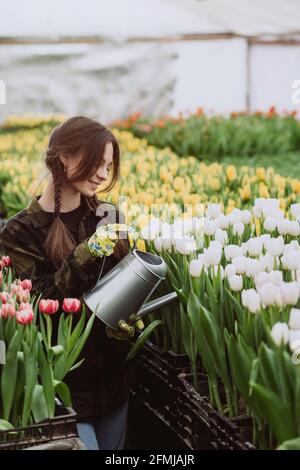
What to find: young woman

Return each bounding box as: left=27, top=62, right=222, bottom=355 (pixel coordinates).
left=0, top=116, right=139, bottom=450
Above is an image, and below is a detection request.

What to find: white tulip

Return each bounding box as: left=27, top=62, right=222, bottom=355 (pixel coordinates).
left=290, top=203, right=300, bottom=219
left=209, top=240, right=223, bottom=251
left=232, top=256, right=247, bottom=275
left=277, top=218, right=291, bottom=236
left=204, top=247, right=222, bottom=267
left=189, top=259, right=204, bottom=277
left=269, top=270, right=283, bottom=286
left=275, top=287, right=284, bottom=308
left=224, top=245, right=243, bottom=261
left=254, top=198, right=266, bottom=213
left=281, top=250, right=300, bottom=271
left=206, top=204, right=221, bottom=219
left=203, top=218, right=217, bottom=236
left=216, top=214, right=229, bottom=230
left=259, top=253, right=274, bottom=272
left=263, top=216, right=277, bottom=232
left=141, top=225, right=160, bottom=240
left=228, top=275, right=243, bottom=292
left=233, top=222, right=244, bottom=237
left=265, top=236, right=284, bottom=257
left=161, top=236, right=173, bottom=251
left=214, top=228, right=228, bottom=246
left=241, top=210, right=252, bottom=225
left=154, top=237, right=163, bottom=252
left=241, top=288, right=261, bottom=314
left=280, top=281, right=299, bottom=306
left=289, top=308, right=300, bottom=330
left=254, top=271, right=269, bottom=289
left=246, top=237, right=263, bottom=257
left=259, top=234, right=271, bottom=250
left=241, top=242, right=249, bottom=256
left=262, top=206, right=284, bottom=219
left=245, top=258, right=263, bottom=278
left=258, top=283, right=277, bottom=306
left=289, top=221, right=300, bottom=236
left=175, top=235, right=197, bottom=255
left=253, top=207, right=262, bottom=219
left=270, top=322, right=289, bottom=346
left=289, top=329, right=300, bottom=352
left=212, top=265, right=225, bottom=280
left=225, top=263, right=237, bottom=279
left=228, top=209, right=243, bottom=225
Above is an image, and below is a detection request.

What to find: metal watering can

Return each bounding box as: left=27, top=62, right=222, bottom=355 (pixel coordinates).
left=83, top=243, right=178, bottom=331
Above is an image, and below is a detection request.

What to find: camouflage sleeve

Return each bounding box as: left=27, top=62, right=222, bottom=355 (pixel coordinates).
left=0, top=223, right=102, bottom=303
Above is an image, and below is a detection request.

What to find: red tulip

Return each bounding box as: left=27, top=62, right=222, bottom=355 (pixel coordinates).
left=1, top=256, right=12, bottom=267
left=62, top=298, right=81, bottom=314
left=20, top=279, right=32, bottom=292
left=39, top=299, right=59, bottom=315
left=0, top=303, right=16, bottom=318
left=16, top=308, right=34, bottom=325
left=0, top=291, right=11, bottom=304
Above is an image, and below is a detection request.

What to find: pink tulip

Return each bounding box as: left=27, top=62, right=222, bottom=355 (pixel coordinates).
left=20, top=279, right=32, bottom=292
left=18, top=302, right=32, bottom=311
left=0, top=303, right=16, bottom=318
left=1, top=256, right=12, bottom=267
left=10, top=283, right=20, bottom=295
left=16, top=308, right=34, bottom=325
left=39, top=299, right=59, bottom=315
left=0, top=291, right=11, bottom=304
left=62, top=298, right=81, bottom=314
left=0, top=270, right=2, bottom=286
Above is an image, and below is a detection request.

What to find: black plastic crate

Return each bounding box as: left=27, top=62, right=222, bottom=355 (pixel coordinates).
left=0, top=406, right=78, bottom=450
left=176, top=373, right=255, bottom=450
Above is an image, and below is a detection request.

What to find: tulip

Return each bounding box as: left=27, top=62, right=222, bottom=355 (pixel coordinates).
left=260, top=233, right=271, bottom=250
left=241, top=210, right=252, bottom=225
left=289, top=329, right=300, bottom=352
left=20, top=279, right=32, bottom=291
left=1, top=256, right=12, bottom=267
left=265, top=236, right=284, bottom=257
left=215, top=214, right=229, bottom=230
left=228, top=275, right=243, bottom=292
left=189, top=259, right=204, bottom=277
left=39, top=299, right=59, bottom=315
left=203, top=218, right=217, bottom=236
left=206, top=203, right=221, bottom=219
left=241, top=288, right=261, bottom=314
left=290, top=203, right=300, bottom=219
left=269, top=270, right=283, bottom=286
left=258, top=283, right=277, bottom=306
left=228, top=209, right=243, bottom=225
left=277, top=219, right=293, bottom=236
left=18, top=302, right=32, bottom=311
left=16, top=288, right=30, bottom=303
left=259, top=253, right=274, bottom=272
left=224, top=263, right=236, bottom=279
left=262, top=206, right=283, bottom=220
left=209, top=240, right=223, bottom=251
left=161, top=236, right=173, bottom=251
left=270, top=322, right=289, bottom=346
left=245, top=258, right=263, bottom=278
left=246, top=237, right=263, bottom=257
left=280, top=281, right=299, bottom=306
left=16, top=308, right=34, bottom=325
left=254, top=271, right=269, bottom=289
left=204, top=247, right=222, bottom=267
left=175, top=235, right=197, bottom=255
left=232, top=222, right=244, bottom=237
left=263, top=216, right=277, bottom=232
left=154, top=236, right=163, bottom=252
left=289, top=308, right=300, bottom=330
left=0, top=303, right=16, bottom=318
left=62, top=298, right=81, bottom=314
left=214, top=228, right=228, bottom=246
left=224, top=245, right=243, bottom=261
left=281, top=251, right=300, bottom=271
left=232, top=256, right=247, bottom=275
left=289, top=221, right=300, bottom=236
left=140, top=225, right=160, bottom=241
left=0, top=291, right=11, bottom=304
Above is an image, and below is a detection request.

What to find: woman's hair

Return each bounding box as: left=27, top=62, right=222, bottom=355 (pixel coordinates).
left=44, top=116, right=127, bottom=268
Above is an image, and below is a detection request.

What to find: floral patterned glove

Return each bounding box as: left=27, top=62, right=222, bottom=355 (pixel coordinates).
left=87, top=223, right=137, bottom=258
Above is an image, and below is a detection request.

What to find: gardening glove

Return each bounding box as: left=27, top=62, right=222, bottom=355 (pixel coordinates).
left=87, top=223, right=137, bottom=258
left=105, top=313, right=145, bottom=341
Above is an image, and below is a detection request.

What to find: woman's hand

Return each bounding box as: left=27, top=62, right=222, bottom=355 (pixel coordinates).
left=87, top=223, right=136, bottom=258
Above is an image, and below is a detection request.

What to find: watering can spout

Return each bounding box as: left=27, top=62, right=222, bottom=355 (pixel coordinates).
left=135, top=291, right=178, bottom=320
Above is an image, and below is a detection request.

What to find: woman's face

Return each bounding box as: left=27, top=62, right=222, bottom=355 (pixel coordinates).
left=62, top=142, right=114, bottom=196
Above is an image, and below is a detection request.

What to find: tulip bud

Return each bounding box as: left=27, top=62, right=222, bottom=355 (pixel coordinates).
left=20, top=279, right=32, bottom=291
left=206, top=204, right=221, bottom=219
left=175, top=235, right=196, bottom=255
left=214, top=228, right=228, bottom=246
left=289, top=329, right=300, bottom=352
left=225, top=263, right=236, bottom=279
left=204, top=247, right=222, bottom=267
left=232, top=222, right=244, bottom=237
left=154, top=237, right=163, bottom=253
left=228, top=275, right=243, bottom=292
left=62, top=298, right=81, bottom=314
left=203, top=219, right=217, bottom=236
left=270, top=322, right=289, bottom=346
left=291, top=203, right=300, bottom=219
left=39, top=299, right=59, bottom=315
left=16, top=308, right=34, bottom=325
left=280, top=281, right=299, bottom=307
left=263, top=216, right=277, bottom=232
left=241, top=288, right=261, bottom=314
left=189, top=259, right=204, bottom=278
left=232, top=256, right=247, bottom=275
left=224, top=245, right=243, bottom=261
left=215, top=214, right=229, bottom=230
left=289, top=308, right=300, bottom=330
left=265, top=236, right=284, bottom=257
left=1, top=256, right=12, bottom=267
left=258, top=283, right=277, bottom=306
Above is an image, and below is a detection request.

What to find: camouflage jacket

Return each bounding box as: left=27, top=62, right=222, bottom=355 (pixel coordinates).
left=0, top=195, right=137, bottom=420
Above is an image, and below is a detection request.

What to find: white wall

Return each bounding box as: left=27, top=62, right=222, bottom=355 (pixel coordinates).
left=250, top=44, right=300, bottom=111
